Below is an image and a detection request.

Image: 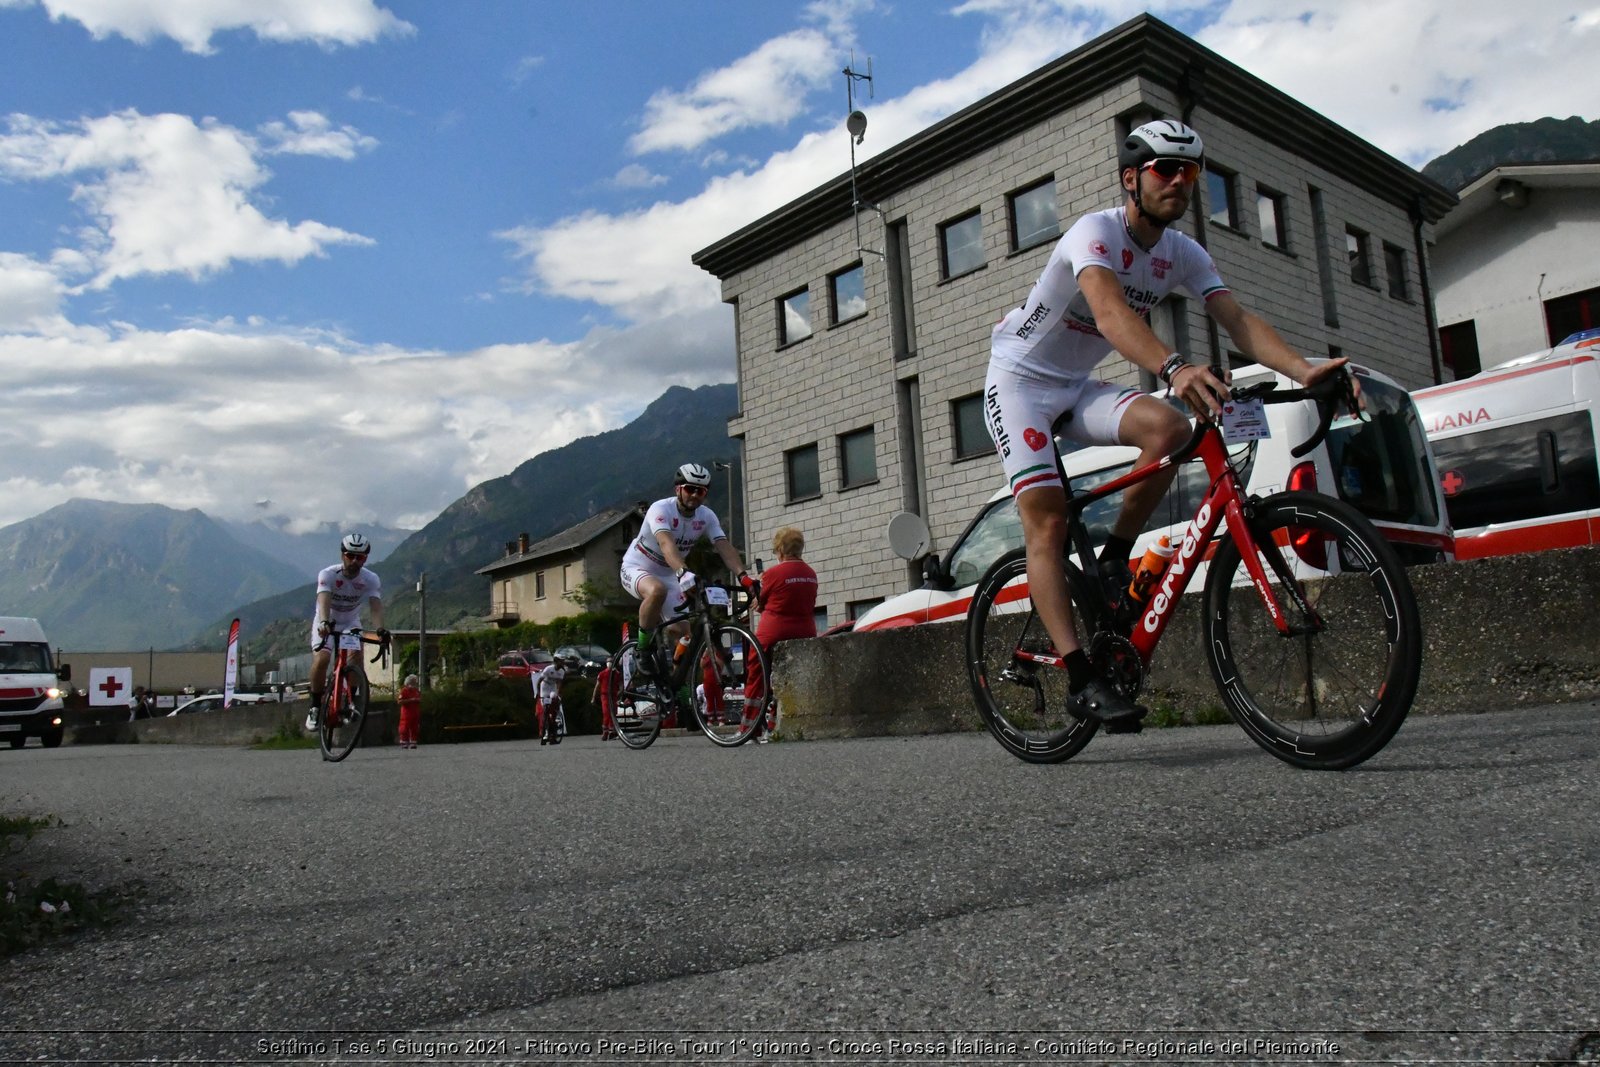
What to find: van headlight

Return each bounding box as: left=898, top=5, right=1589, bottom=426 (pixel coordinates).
left=47, top=687, right=62, bottom=699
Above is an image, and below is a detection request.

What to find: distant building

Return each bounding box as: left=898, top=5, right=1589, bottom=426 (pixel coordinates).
left=692, top=13, right=1454, bottom=625
left=475, top=506, right=644, bottom=626
left=1431, top=161, right=1600, bottom=376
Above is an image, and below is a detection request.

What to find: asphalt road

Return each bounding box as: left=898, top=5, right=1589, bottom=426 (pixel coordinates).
left=1, top=704, right=1597, bottom=1066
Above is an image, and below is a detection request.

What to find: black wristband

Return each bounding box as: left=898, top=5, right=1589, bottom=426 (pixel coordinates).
left=1159, top=353, right=1189, bottom=386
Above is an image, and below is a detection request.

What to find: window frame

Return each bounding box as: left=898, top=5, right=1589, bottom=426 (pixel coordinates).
left=1346, top=226, right=1374, bottom=288
left=837, top=426, right=878, bottom=490
left=1205, top=166, right=1240, bottom=230
left=784, top=443, right=822, bottom=503
left=951, top=392, right=995, bottom=461
left=1007, top=176, right=1060, bottom=253
left=828, top=262, right=867, bottom=326
left=938, top=209, right=985, bottom=280
left=1383, top=241, right=1409, bottom=300
left=1256, top=185, right=1288, bottom=249
left=777, top=287, right=813, bottom=347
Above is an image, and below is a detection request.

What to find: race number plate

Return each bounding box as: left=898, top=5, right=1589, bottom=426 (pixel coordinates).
left=1221, top=398, right=1271, bottom=442
left=706, top=587, right=731, bottom=608
left=338, top=633, right=363, bottom=651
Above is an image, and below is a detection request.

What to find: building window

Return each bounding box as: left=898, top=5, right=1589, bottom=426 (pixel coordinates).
left=847, top=598, right=883, bottom=622
left=1256, top=187, right=1287, bottom=249
left=785, top=444, right=821, bottom=502
left=1545, top=284, right=1600, bottom=345
left=939, top=210, right=984, bottom=279
left=838, top=427, right=877, bottom=489
left=829, top=263, right=866, bottom=325
left=1008, top=178, right=1059, bottom=252
left=1206, top=167, right=1238, bottom=229
left=535, top=571, right=546, bottom=600
left=1346, top=227, right=1373, bottom=287
left=1439, top=320, right=1482, bottom=379
left=1383, top=242, right=1409, bottom=300
left=778, top=288, right=812, bottom=345
left=951, top=393, right=994, bottom=460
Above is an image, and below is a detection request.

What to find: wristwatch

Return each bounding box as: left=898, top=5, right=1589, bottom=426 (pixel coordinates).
left=674, top=566, right=686, bottom=578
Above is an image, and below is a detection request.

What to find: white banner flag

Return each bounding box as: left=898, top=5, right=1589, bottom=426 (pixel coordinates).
left=223, top=619, right=241, bottom=709
left=88, top=667, right=134, bottom=708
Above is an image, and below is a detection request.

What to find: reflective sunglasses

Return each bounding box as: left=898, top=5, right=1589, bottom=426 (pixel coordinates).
left=1144, top=158, right=1202, bottom=185
left=677, top=484, right=708, bottom=496
left=342, top=551, right=369, bottom=561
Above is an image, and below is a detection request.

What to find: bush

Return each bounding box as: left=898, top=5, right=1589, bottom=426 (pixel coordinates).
left=412, top=673, right=605, bottom=743
left=436, top=612, right=626, bottom=678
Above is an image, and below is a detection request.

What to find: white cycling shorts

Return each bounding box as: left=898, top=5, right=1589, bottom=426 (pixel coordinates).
left=982, top=364, right=1140, bottom=497
left=619, top=559, right=688, bottom=615
left=309, top=617, right=360, bottom=653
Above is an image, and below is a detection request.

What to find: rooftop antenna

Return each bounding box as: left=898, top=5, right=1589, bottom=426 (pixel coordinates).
left=844, top=53, right=884, bottom=259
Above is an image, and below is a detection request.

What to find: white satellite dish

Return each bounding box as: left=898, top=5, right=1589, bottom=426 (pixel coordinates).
left=885, top=511, right=931, bottom=560
left=847, top=109, right=868, bottom=144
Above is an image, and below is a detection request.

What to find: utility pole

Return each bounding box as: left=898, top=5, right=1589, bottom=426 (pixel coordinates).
left=713, top=460, right=737, bottom=555
left=416, top=572, right=427, bottom=691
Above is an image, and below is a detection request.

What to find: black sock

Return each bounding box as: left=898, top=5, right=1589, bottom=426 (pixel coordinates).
left=1100, top=535, right=1135, bottom=570
left=1065, top=650, right=1094, bottom=691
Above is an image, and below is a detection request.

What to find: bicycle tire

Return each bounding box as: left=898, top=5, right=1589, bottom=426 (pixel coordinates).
left=609, top=639, right=663, bottom=750
left=966, top=546, right=1100, bottom=764
left=320, top=664, right=368, bottom=762
left=1202, top=491, right=1422, bottom=770
left=692, top=623, right=768, bottom=747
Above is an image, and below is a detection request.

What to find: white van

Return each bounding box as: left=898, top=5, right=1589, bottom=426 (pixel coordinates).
left=1411, top=328, right=1600, bottom=560
left=0, top=617, right=70, bottom=748
left=855, top=361, right=1453, bottom=631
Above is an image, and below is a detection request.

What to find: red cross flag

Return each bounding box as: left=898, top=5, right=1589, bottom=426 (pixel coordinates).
left=89, top=667, right=134, bottom=707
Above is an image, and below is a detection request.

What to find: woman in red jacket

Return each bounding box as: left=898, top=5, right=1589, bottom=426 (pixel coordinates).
left=744, top=526, right=817, bottom=740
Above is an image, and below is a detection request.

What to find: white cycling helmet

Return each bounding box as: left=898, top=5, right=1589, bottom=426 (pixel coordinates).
left=674, top=462, right=712, bottom=488
left=340, top=532, right=371, bottom=555
left=1119, top=118, right=1205, bottom=172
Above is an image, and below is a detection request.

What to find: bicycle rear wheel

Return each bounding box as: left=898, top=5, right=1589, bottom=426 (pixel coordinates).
left=609, top=640, right=663, bottom=750
left=692, top=623, right=767, bottom=747
left=319, top=666, right=368, bottom=762
left=1203, top=491, right=1422, bottom=770
left=966, top=547, right=1099, bottom=764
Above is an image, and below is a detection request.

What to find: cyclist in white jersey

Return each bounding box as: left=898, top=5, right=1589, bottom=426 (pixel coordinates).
left=533, top=657, right=570, bottom=744
left=305, top=532, right=387, bottom=730
left=985, top=119, right=1355, bottom=727
left=620, top=463, right=756, bottom=682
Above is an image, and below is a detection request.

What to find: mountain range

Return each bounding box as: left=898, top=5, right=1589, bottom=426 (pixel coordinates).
left=1422, top=115, right=1600, bottom=191
left=0, top=383, right=738, bottom=654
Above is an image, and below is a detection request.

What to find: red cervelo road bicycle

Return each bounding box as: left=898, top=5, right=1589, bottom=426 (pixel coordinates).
left=318, top=626, right=388, bottom=763
left=965, top=370, right=1423, bottom=770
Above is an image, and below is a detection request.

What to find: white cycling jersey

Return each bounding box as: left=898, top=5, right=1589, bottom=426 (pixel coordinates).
left=622, top=498, right=727, bottom=570
left=314, top=564, right=381, bottom=626
left=990, top=206, right=1228, bottom=384
left=532, top=664, right=566, bottom=702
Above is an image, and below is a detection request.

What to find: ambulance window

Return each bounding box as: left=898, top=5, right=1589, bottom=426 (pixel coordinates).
left=1430, top=413, right=1600, bottom=529
left=946, top=497, right=1022, bottom=589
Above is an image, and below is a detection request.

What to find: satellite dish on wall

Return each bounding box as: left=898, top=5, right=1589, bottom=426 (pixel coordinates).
left=847, top=109, right=868, bottom=145
left=886, top=511, right=931, bottom=560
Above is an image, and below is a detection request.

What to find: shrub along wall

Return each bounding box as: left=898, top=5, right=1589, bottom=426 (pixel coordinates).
left=416, top=673, right=604, bottom=744
left=428, top=612, right=625, bottom=677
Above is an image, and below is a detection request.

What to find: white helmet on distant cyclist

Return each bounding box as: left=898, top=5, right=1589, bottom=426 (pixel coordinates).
left=674, top=462, right=712, bottom=488
left=340, top=532, right=371, bottom=556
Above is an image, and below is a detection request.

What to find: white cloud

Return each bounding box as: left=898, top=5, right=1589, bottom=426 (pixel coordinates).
left=609, top=164, right=669, bottom=190
left=0, top=307, right=734, bottom=530
left=0, top=109, right=374, bottom=288
left=257, top=111, right=378, bottom=160
left=12, top=0, right=413, bottom=54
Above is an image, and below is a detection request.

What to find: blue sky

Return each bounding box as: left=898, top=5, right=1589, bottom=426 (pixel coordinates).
left=1, top=0, right=1594, bottom=534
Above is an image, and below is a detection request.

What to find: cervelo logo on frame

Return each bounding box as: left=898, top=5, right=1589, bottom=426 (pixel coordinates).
left=1140, top=502, right=1211, bottom=634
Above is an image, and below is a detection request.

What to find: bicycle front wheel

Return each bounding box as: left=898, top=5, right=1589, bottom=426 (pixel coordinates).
left=692, top=623, right=767, bottom=747
left=609, top=640, right=663, bottom=750
left=1203, top=491, right=1422, bottom=770
left=966, top=547, right=1099, bottom=764
left=320, top=667, right=368, bottom=763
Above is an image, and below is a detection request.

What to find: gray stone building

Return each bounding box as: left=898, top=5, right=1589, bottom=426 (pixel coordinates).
left=693, top=14, right=1454, bottom=626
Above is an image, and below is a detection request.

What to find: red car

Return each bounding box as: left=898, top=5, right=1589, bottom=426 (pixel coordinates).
left=496, top=648, right=554, bottom=679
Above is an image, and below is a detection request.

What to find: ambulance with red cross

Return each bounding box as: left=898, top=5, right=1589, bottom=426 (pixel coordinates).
left=1412, top=328, right=1600, bottom=560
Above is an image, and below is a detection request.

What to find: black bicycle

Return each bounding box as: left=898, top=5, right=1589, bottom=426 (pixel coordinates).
left=606, top=581, right=769, bottom=750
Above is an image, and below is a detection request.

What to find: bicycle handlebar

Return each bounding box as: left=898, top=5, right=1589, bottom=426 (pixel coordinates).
left=1228, top=368, right=1363, bottom=459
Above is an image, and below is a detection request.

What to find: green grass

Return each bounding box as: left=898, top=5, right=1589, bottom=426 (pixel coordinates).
left=251, top=720, right=319, bottom=750
left=0, top=815, right=136, bottom=956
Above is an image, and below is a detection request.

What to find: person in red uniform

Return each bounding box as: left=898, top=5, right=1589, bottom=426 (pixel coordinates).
left=594, top=656, right=618, bottom=740
left=397, top=673, right=421, bottom=749
left=744, top=526, right=818, bottom=739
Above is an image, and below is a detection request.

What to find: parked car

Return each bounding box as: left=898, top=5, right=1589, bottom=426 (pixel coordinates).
left=496, top=648, right=555, bottom=679
left=553, top=644, right=613, bottom=676
left=168, top=694, right=226, bottom=716
left=852, top=360, right=1454, bottom=632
